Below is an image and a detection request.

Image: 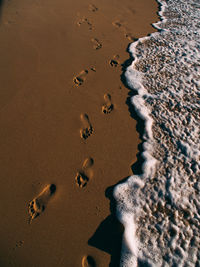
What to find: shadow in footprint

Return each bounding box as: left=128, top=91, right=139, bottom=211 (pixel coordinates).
left=110, top=55, right=120, bottom=68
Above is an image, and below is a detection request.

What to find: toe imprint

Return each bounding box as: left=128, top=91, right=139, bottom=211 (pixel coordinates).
left=82, top=255, right=96, bottom=267
left=102, top=94, right=114, bottom=114
left=28, top=184, right=56, bottom=222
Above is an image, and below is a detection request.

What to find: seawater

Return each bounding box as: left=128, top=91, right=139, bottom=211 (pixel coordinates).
left=114, top=0, right=200, bottom=266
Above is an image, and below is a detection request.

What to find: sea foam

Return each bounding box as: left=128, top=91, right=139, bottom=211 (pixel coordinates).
left=114, top=0, right=200, bottom=266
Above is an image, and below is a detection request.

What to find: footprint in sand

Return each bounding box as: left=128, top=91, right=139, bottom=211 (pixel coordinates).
left=73, top=70, right=88, bottom=86
left=82, top=157, right=94, bottom=169
left=75, top=157, right=94, bottom=188
left=82, top=255, right=96, bottom=267
left=75, top=172, right=89, bottom=188
left=112, top=20, right=137, bottom=41
left=90, top=66, right=96, bottom=72
left=112, top=20, right=123, bottom=28
left=80, top=114, right=94, bottom=140
left=28, top=184, right=56, bottom=222
left=102, top=94, right=114, bottom=114
left=88, top=4, right=98, bottom=12
left=91, top=38, right=102, bottom=50
left=15, top=240, right=24, bottom=249
left=109, top=55, right=120, bottom=67
left=77, top=17, right=94, bottom=30
left=124, top=32, right=137, bottom=41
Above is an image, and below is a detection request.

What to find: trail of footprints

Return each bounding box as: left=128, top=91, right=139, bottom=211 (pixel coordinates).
left=28, top=0, right=114, bottom=219
left=79, top=94, right=114, bottom=140
left=27, top=3, right=114, bottom=264
left=76, top=93, right=114, bottom=188
left=76, top=4, right=98, bottom=30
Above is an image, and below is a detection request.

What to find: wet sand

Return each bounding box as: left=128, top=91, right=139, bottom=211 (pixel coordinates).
left=0, top=0, right=158, bottom=266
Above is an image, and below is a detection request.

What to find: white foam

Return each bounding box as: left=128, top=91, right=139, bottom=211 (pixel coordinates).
left=114, top=0, right=200, bottom=265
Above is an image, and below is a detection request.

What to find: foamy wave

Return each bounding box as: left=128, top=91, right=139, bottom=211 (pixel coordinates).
left=114, top=0, right=200, bottom=266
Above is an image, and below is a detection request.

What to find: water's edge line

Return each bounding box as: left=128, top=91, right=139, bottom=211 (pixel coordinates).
left=113, top=1, right=164, bottom=266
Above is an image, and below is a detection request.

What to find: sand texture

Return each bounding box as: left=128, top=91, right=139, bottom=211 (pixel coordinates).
left=0, top=0, right=158, bottom=266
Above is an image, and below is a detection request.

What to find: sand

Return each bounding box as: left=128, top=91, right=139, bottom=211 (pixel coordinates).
left=0, top=0, right=158, bottom=266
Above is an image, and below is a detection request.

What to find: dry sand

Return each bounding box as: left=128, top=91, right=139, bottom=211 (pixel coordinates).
left=0, top=0, right=158, bottom=266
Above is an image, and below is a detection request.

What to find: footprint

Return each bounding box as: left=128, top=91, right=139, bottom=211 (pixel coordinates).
left=77, top=17, right=94, bottom=30
left=102, top=94, right=114, bottom=114
left=82, top=255, right=96, bottom=267
left=109, top=55, right=120, bottom=67
left=28, top=184, right=56, bottom=222
left=112, top=21, right=137, bottom=41
left=15, top=240, right=24, bottom=248
left=80, top=114, right=94, bottom=140
left=91, top=38, right=102, bottom=50
left=88, top=4, right=98, bottom=12
left=124, top=32, right=137, bottom=41
left=82, top=157, right=94, bottom=169
left=90, top=66, right=96, bottom=72
left=75, top=172, right=89, bottom=188
left=75, top=157, right=94, bottom=188
left=112, top=20, right=123, bottom=28
left=73, top=70, right=88, bottom=86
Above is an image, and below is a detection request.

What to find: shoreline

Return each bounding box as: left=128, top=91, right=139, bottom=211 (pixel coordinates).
left=0, top=0, right=158, bottom=266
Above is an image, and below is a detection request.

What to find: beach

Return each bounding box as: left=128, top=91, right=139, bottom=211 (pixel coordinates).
left=0, top=0, right=158, bottom=266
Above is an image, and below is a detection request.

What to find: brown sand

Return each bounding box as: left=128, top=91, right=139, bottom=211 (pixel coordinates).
left=0, top=0, right=158, bottom=266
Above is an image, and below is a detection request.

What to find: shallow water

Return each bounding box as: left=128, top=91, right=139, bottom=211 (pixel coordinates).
left=114, top=0, right=200, bottom=265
